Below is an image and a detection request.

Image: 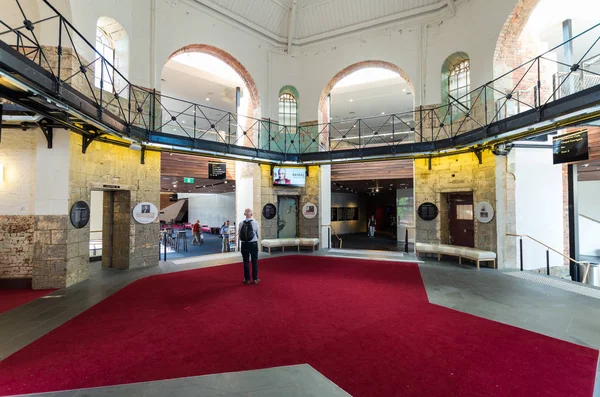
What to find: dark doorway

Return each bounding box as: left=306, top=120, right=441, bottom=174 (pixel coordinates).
left=447, top=192, right=474, bottom=247
left=277, top=196, right=298, bottom=238
left=102, top=190, right=131, bottom=269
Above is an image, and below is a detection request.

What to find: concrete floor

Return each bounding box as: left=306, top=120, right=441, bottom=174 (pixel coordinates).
left=1, top=250, right=599, bottom=396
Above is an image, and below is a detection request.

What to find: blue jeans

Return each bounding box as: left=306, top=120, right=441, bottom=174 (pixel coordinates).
left=241, top=242, right=258, bottom=281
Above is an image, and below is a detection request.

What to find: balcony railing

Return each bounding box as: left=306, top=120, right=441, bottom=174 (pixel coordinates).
left=0, top=0, right=599, bottom=159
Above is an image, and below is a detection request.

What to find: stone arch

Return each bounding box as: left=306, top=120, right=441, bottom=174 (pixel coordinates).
left=318, top=60, right=415, bottom=124
left=279, top=85, right=299, bottom=99
left=167, top=44, right=261, bottom=115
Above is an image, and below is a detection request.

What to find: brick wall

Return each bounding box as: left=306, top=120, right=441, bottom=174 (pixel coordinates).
left=0, top=216, right=34, bottom=284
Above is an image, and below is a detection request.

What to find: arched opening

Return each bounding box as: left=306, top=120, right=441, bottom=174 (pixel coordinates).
left=318, top=61, right=415, bottom=151
left=157, top=45, right=262, bottom=260
left=95, top=17, right=128, bottom=94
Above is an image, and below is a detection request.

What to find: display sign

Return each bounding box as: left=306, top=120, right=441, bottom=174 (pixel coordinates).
left=273, top=167, right=306, bottom=187
left=553, top=130, right=589, bottom=164
left=208, top=162, right=227, bottom=180
left=132, top=202, right=159, bottom=224
left=183, top=177, right=195, bottom=184
left=70, top=201, right=90, bottom=229
left=331, top=207, right=358, bottom=221
left=302, top=202, right=317, bottom=219
left=262, top=203, right=277, bottom=220
left=418, top=202, right=439, bottom=221
left=475, top=202, right=494, bottom=223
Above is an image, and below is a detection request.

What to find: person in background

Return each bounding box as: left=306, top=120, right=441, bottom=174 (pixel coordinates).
left=368, top=215, right=376, bottom=238
left=238, top=208, right=260, bottom=284
left=192, top=220, right=202, bottom=245
left=221, top=220, right=230, bottom=252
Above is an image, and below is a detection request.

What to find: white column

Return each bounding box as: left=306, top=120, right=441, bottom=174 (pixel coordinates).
left=34, top=129, right=70, bottom=215
left=319, top=164, right=331, bottom=248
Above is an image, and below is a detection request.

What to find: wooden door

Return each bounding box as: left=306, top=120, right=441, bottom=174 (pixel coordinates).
left=448, top=193, right=474, bottom=247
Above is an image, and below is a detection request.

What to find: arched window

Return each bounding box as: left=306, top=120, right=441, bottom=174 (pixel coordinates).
left=94, top=17, right=129, bottom=94
left=448, top=60, right=470, bottom=108
left=95, top=26, right=115, bottom=92
left=279, top=92, right=297, bottom=127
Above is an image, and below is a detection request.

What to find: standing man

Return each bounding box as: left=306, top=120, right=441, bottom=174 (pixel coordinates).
left=192, top=220, right=202, bottom=245
left=368, top=215, right=376, bottom=238
left=238, top=208, right=260, bottom=284
left=221, top=220, right=230, bottom=252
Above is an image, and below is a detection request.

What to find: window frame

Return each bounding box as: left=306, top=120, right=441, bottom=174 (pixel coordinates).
left=448, top=59, right=471, bottom=116
left=94, top=26, right=116, bottom=93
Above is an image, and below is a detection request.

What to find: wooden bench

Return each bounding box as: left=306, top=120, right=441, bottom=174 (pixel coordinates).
left=261, top=238, right=320, bottom=253
left=416, top=243, right=496, bottom=269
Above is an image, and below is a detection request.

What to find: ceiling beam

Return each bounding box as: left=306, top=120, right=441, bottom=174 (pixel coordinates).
left=446, top=0, right=456, bottom=16
left=287, top=0, right=298, bottom=54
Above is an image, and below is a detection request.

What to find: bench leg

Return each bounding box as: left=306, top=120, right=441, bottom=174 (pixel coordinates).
left=437, top=253, right=441, bottom=261
left=282, top=246, right=285, bottom=252
left=477, top=260, right=480, bottom=269
left=459, top=256, right=462, bottom=265
left=268, top=247, right=271, bottom=254
left=298, top=245, right=300, bottom=252
left=493, top=259, right=496, bottom=269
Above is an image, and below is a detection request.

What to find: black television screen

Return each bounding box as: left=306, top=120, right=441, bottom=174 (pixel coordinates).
left=273, top=167, right=306, bottom=187
left=553, top=130, right=589, bottom=165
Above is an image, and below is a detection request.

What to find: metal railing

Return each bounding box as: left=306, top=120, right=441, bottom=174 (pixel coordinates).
left=0, top=0, right=600, bottom=160
left=330, top=225, right=343, bottom=249
left=507, top=233, right=592, bottom=284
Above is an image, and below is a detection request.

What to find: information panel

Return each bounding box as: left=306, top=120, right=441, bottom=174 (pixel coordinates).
left=208, top=162, right=227, bottom=179
left=552, top=130, right=589, bottom=164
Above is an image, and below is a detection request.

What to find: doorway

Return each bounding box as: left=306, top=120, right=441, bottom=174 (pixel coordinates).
left=447, top=192, right=474, bottom=247
left=102, top=190, right=131, bottom=269
left=277, top=196, right=298, bottom=238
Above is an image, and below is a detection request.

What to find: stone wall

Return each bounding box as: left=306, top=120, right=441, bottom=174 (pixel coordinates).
left=0, top=216, right=34, bottom=287
left=32, top=215, right=69, bottom=289
left=68, top=132, right=160, bottom=285
left=259, top=165, right=320, bottom=240
left=414, top=150, right=498, bottom=254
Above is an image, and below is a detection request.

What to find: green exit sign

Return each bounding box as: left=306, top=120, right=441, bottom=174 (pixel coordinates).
left=183, top=177, right=195, bottom=184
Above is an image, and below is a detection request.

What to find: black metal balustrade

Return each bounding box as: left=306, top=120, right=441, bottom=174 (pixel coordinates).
left=0, top=0, right=600, bottom=164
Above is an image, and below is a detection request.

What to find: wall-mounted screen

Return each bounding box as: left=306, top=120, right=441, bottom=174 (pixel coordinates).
left=552, top=130, right=589, bottom=164
left=273, top=167, right=306, bottom=187
left=208, top=162, right=226, bottom=179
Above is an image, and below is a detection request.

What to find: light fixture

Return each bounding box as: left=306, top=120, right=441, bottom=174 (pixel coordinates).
left=381, top=112, right=385, bottom=115
left=224, top=181, right=228, bottom=184
left=582, top=163, right=589, bottom=168
left=349, top=99, right=354, bottom=102
left=402, top=89, right=406, bottom=92
left=205, top=97, right=210, bottom=101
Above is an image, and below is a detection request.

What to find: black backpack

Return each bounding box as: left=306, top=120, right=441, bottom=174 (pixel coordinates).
left=239, top=220, right=254, bottom=242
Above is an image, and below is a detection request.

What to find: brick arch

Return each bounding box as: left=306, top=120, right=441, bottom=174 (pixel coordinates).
left=493, top=0, right=542, bottom=77
left=318, top=61, right=414, bottom=124
left=167, top=44, right=261, bottom=114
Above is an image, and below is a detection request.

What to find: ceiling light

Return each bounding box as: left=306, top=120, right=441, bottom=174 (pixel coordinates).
left=203, top=185, right=206, bottom=188
left=381, top=112, right=385, bottom=115
left=205, top=97, right=210, bottom=101
left=582, top=163, right=589, bottom=168
left=402, top=89, right=406, bottom=92
left=182, top=120, right=185, bottom=123
left=349, top=99, right=354, bottom=102
left=224, top=181, right=228, bottom=184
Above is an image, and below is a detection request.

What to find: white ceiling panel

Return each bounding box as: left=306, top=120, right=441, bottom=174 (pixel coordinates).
left=197, top=0, right=449, bottom=44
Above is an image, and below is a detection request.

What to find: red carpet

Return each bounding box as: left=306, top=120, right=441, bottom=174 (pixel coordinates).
left=0, top=289, right=56, bottom=315
left=0, top=256, right=597, bottom=396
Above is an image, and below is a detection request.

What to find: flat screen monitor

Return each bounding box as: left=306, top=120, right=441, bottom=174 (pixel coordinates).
left=553, top=130, right=589, bottom=164
left=273, top=167, right=306, bottom=187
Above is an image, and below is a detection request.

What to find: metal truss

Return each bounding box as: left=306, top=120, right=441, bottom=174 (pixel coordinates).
left=0, top=0, right=600, bottom=164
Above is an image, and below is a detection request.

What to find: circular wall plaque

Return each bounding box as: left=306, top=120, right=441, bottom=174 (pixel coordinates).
left=70, top=201, right=90, bottom=229
left=132, top=202, right=159, bottom=224
left=417, top=202, right=439, bottom=221
left=262, top=203, right=277, bottom=220
left=302, top=202, right=318, bottom=219
left=474, top=202, right=494, bottom=223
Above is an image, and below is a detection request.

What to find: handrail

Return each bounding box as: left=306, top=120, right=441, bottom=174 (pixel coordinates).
left=330, top=225, right=343, bottom=249
left=579, top=213, right=600, bottom=225
left=507, top=233, right=592, bottom=283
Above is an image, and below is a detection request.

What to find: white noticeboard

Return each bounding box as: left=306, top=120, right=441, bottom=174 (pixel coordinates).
left=132, top=202, right=159, bottom=224
left=228, top=224, right=237, bottom=252
left=474, top=202, right=494, bottom=223
left=302, top=202, right=317, bottom=219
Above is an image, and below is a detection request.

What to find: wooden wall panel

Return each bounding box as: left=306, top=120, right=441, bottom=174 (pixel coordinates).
left=331, top=159, right=413, bottom=181
left=161, top=153, right=236, bottom=180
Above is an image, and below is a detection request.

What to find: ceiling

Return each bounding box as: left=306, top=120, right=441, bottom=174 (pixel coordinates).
left=330, top=71, right=414, bottom=120
left=331, top=159, right=413, bottom=181
left=161, top=153, right=237, bottom=193
left=192, top=0, right=456, bottom=48
left=332, top=178, right=413, bottom=195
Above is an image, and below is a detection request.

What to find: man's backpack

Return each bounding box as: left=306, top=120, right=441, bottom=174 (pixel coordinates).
left=239, top=220, right=254, bottom=242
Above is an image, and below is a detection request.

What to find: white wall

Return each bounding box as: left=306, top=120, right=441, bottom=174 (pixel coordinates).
left=578, top=181, right=600, bottom=257
left=513, top=146, right=565, bottom=269
left=4, top=0, right=524, bottom=123
left=331, top=193, right=366, bottom=235
left=179, top=192, right=235, bottom=229
left=90, top=190, right=103, bottom=240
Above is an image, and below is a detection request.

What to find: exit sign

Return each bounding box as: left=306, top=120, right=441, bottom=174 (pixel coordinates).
left=183, top=177, right=195, bottom=184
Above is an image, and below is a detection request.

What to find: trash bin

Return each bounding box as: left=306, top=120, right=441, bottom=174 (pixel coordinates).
left=578, top=263, right=600, bottom=287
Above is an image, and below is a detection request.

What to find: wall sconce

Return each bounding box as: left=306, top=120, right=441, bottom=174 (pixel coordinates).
left=0, top=164, right=3, bottom=183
